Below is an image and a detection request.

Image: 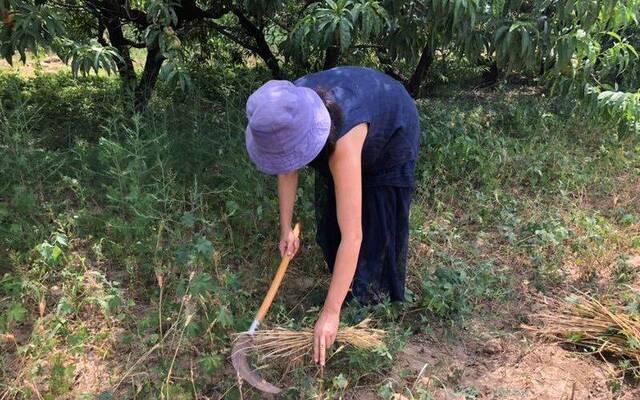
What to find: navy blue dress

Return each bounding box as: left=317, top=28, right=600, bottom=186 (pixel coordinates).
left=295, top=66, right=421, bottom=304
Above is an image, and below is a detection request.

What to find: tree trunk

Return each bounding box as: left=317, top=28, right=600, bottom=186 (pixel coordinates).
left=134, top=44, right=165, bottom=112
left=102, top=18, right=137, bottom=92
left=323, top=45, right=339, bottom=70
left=383, top=67, right=407, bottom=83
left=233, top=10, right=282, bottom=79
left=406, top=43, right=434, bottom=98
left=482, top=60, right=500, bottom=84
left=376, top=49, right=408, bottom=83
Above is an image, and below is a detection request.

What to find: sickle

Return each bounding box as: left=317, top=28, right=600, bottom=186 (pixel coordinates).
left=231, top=223, right=301, bottom=395
left=232, top=333, right=282, bottom=394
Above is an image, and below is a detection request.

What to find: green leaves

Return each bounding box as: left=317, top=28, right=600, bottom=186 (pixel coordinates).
left=1, top=0, right=638, bottom=130
left=598, top=90, right=634, bottom=108
left=57, top=39, right=121, bottom=77
left=316, top=0, right=354, bottom=49
left=190, top=272, right=215, bottom=297
left=494, top=20, right=538, bottom=71
left=215, top=305, right=233, bottom=328
left=480, top=0, right=640, bottom=132
left=146, top=0, right=179, bottom=26
left=287, top=0, right=388, bottom=63
left=383, top=0, right=482, bottom=64
left=49, top=353, right=75, bottom=397
left=339, top=17, right=352, bottom=51
left=150, top=24, right=191, bottom=92
left=199, top=352, right=223, bottom=374
left=0, top=0, right=122, bottom=77
left=595, top=89, right=640, bottom=130
left=36, top=232, right=67, bottom=266
left=193, top=236, right=214, bottom=260
left=352, top=0, right=388, bottom=41
left=7, top=302, right=27, bottom=325
left=1, top=1, right=64, bottom=63
left=159, top=61, right=191, bottom=92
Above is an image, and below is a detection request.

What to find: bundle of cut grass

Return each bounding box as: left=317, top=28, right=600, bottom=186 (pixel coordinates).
left=524, top=292, right=640, bottom=364
left=238, top=318, right=386, bottom=363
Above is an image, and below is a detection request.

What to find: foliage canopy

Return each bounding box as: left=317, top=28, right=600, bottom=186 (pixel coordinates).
left=0, top=0, right=638, bottom=128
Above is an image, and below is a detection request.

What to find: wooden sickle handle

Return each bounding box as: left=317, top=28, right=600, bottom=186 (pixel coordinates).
left=249, top=223, right=301, bottom=332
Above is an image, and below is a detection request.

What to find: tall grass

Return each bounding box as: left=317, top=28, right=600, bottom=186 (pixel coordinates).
left=0, top=66, right=638, bottom=398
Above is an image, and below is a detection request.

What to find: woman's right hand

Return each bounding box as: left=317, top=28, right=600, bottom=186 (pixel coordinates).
left=279, top=227, right=300, bottom=259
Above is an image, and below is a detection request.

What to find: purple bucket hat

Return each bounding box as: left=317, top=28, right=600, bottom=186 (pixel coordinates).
left=245, top=80, right=331, bottom=175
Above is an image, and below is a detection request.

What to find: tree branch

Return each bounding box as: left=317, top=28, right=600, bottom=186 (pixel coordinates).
left=124, top=9, right=148, bottom=26
left=353, top=44, right=384, bottom=50
left=97, top=20, right=108, bottom=46
left=122, top=37, right=145, bottom=48
left=302, top=0, right=321, bottom=11
left=406, top=42, right=434, bottom=97
left=101, top=13, right=137, bottom=88
left=173, top=0, right=229, bottom=26
left=323, top=44, right=339, bottom=70
left=135, top=42, right=165, bottom=111
left=46, top=0, right=88, bottom=11
left=208, top=21, right=259, bottom=53
left=377, top=49, right=409, bottom=84
left=232, top=7, right=282, bottom=78
left=84, top=0, right=149, bottom=28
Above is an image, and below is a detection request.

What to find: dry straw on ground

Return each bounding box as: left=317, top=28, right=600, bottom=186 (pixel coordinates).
left=525, top=292, right=640, bottom=364
left=236, top=318, right=386, bottom=363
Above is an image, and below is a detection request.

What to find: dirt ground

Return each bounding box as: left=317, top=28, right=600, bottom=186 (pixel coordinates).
left=352, top=176, right=640, bottom=400
left=278, top=253, right=640, bottom=399
left=392, top=338, right=637, bottom=399
left=0, top=55, right=69, bottom=76
left=351, top=328, right=639, bottom=399
left=0, top=53, right=145, bottom=76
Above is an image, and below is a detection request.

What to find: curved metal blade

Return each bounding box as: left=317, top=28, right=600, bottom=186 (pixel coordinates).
left=231, top=333, right=283, bottom=395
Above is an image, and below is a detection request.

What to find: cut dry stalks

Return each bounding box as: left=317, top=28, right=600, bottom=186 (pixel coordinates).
left=235, top=318, right=386, bottom=363
left=524, top=292, right=640, bottom=365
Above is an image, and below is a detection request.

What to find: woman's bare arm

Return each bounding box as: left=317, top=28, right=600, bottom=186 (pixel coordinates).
left=278, top=171, right=300, bottom=257
left=314, top=122, right=367, bottom=366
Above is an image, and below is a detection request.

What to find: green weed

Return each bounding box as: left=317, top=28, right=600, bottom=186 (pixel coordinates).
left=0, top=67, right=638, bottom=398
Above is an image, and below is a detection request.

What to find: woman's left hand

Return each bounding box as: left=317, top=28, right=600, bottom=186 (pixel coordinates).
left=313, top=307, right=340, bottom=367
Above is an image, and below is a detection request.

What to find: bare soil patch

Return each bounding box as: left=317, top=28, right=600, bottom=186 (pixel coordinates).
left=0, top=55, right=69, bottom=76
left=390, top=333, right=639, bottom=399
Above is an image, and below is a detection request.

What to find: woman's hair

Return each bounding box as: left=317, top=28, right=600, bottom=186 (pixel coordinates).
left=314, top=88, right=343, bottom=154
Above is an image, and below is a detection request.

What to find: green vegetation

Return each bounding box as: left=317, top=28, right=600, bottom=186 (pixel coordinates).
left=0, top=61, right=638, bottom=398
left=1, top=0, right=639, bottom=398
left=2, top=0, right=639, bottom=123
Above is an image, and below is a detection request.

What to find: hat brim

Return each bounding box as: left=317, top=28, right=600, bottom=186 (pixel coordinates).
left=246, top=87, right=331, bottom=175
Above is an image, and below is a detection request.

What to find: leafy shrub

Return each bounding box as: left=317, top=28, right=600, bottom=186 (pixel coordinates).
left=418, top=261, right=508, bottom=322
